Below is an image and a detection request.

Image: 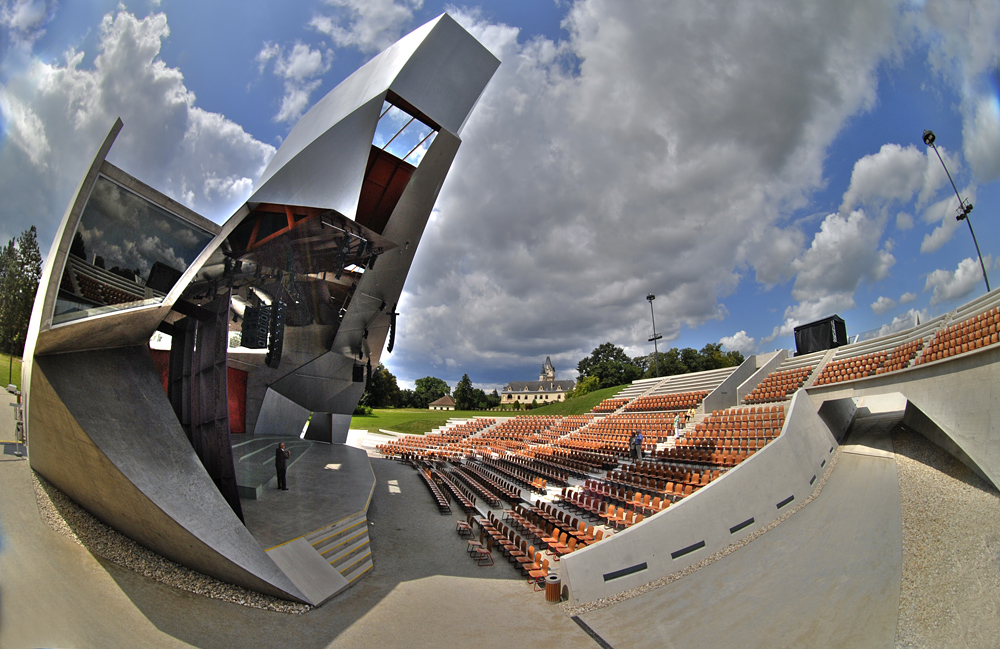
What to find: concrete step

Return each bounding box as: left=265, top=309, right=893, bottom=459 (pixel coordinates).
left=324, top=535, right=370, bottom=569
left=336, top=543, right=373, bottom=578
left=342, top=556, right=374, bottom=584
left=313, top=524, right=368, bottom=557
left=302, top=510, right=374, bottom=588
left=304, top=511, right=367, bottom=548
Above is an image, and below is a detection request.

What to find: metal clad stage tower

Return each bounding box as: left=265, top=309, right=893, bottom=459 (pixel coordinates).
left=21, top=14, right=498, bottom=604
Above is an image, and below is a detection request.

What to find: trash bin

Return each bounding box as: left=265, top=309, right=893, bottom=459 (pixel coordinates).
left=545, top=573, right=561, bottom=603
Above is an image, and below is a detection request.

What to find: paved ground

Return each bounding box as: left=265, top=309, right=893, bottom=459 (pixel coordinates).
left=0, top=451, right=594, bottom=649
left=579, top=413, right=904, bottom=649
left=3, top=404, right=996, bottom=648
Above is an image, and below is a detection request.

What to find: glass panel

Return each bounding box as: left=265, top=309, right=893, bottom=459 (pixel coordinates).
left=373, top=101, right=437, bottom=166
left=53, top=175, right=215, bottom=325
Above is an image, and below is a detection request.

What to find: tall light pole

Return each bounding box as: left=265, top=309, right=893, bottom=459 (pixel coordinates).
left=646, top=293, right=662, bottom=377
left=923, top=130, right=990, bottom=292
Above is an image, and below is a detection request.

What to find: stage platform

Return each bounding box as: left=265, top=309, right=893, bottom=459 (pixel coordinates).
left=236, top=436, right=375, bottom=551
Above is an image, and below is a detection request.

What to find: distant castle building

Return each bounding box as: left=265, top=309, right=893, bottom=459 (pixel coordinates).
left=501, top=356, right=575, bottom=405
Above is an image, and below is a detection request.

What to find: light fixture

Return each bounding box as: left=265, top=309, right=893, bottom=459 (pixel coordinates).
left=923, top=129, right=990, bottom=292
left=646, top=293, right=662, bottom=377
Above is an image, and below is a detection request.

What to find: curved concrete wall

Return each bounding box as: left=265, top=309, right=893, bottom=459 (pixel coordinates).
left=29, top=347, right=306, bottom=601
left=807, top=344, right=1000, bottom=488
left=561, top=389, right=840, bottom=604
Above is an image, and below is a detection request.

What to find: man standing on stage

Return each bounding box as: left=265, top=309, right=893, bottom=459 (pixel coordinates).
left=275, top=442, right=291, bottom=490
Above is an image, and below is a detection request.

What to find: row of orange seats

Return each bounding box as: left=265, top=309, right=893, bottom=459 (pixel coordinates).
left=744, top=366, right=812, bottom=404
left=877, top=339, right=923, bottom=373
left=592, top=397, right=629, bottom=413
left=623, top=390, right=708, bottom=412
left=916, top=307, right=1000, bottom=365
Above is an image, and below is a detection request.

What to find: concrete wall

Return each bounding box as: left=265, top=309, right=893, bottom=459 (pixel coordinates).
left=29, top=347, right=308, bottom=602
left=734, top=349, right=789, bottom=405
left=561, top=389, right=838, bottom=604
left=807, top=344, right=1000, bottom=488
left=703, top=353, right=770, bottom=412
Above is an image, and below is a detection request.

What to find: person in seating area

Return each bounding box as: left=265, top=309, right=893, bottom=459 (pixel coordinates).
left=633, top=430, right=644, bottom=460
left=275, top=442, right=291, bottom=490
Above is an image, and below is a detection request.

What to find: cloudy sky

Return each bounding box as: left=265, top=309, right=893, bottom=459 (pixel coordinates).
left=1, top=0, right=999, bottom=391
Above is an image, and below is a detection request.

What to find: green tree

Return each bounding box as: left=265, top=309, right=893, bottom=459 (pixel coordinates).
left=486, top=389, right=501, bottom=410
left=361, top=364, right=400, bottom=408
left=699, top=342, right=744, bottom=369
left=641, top=344, right=745, bottom=379
left=413, top=376, right=449, bottom=408
left=453, top=373, right=476, bottom=410
left=0, top=226, right=42, bottom=361
left=577, top=342, right=643, bottom=389
left=397, top=389, right=418, bottom=408
left=567, top=375, right=600, bottom=399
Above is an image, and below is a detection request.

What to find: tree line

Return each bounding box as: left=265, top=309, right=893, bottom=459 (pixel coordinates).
left=0, top=227, right=43, bottom=360
left=360, top=365, right=501, bottom=411
left=568, top=341, right=744, bottom=398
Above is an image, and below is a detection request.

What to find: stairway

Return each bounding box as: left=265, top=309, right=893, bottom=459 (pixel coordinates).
left=304, top=512, right=373, bottom=586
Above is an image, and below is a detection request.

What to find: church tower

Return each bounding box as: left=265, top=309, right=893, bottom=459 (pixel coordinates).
left=540, top=356, right=556, bottom=381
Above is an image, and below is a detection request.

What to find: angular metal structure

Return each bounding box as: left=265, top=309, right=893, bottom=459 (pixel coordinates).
left=21, top=14, right=498, bottom=603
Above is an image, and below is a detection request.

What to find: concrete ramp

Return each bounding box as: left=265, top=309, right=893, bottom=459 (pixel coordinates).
left=266, top=538, right=349, bottom=606
left=579, top=413, right=904, bottom=649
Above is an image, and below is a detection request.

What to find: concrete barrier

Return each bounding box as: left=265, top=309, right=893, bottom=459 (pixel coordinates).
left=808, top=343, right=1000, bottom=488
left=561, top=390, right=838, bottom=604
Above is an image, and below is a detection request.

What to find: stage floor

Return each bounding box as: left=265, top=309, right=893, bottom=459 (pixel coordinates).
left=236, top=436, right=375, bottom=550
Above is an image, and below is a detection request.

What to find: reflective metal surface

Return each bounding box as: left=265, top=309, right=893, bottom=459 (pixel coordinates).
left=21, top=13, right=498, bottom=602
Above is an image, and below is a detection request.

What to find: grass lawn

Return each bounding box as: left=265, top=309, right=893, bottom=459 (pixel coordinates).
left=0, top=353, right=21, bottom=391
left=350, top=409, right=489, bottom=435
left=350, top=384, right=627, bottom=435
left=523, top=385, right=625, bottom=416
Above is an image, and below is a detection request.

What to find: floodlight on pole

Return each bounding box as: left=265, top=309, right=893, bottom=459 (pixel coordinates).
left=646, top=293, right=662, bottom=377
left=922, top=129, right=990, bottom=292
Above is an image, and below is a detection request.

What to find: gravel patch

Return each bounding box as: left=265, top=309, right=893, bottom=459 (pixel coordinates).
left=30, top=470, right=310, bottom=614
left=893, top=427, right=1000, bottom=649
left=562, top=445, right=844, bottom=616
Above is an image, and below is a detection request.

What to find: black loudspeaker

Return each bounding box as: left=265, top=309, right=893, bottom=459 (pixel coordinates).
left=265, top=301, right=285, bottom=368
left=352, top=365, right=365, bottom=382
left=386, top=309, right=397, bottom=354
left=241, top=305, right=271, bottom=349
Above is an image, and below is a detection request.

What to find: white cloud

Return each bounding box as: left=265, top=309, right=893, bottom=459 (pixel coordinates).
left=720, top=330, right=756, bottom=355
left=919, top=191, right=969, bottom=253
left=390, top=1, right=904, bottom=382
left=925, top=256, right=990, bottom=306
left=963, top=94, right=1000, bottom=182
left=912, top=0, right=1000, bottom=183
left=840, top=143, right=942, bottom=213
left=871, top=296, right=896, bottom=314
left=870, top=308, right=924, bottom=338
left=895, top=211, right=913, bottom=230
left=0, top=0, right=54, bottom=52
left=782, top=209, right=895, bottom=325
left=0, top=90, right=49, bottom=166
left=0, top=8, right=275, bottom=247
left=899, top=291, right=917, bottom=304
left=256, top=41, right=332, bottom=123
left=310, top=0, right=423, bottom=53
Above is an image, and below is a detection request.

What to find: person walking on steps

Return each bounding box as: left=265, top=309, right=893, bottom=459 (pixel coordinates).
left=276, top=442, right=291, bottom=490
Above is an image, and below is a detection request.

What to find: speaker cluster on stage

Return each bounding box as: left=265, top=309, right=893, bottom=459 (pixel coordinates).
left=241, top=301, right=286, bottom=368
left=240, top=305, right=271, bottom=349
left=265, top=300, right=285, bottom=369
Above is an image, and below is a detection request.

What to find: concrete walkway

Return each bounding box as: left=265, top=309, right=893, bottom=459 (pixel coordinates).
left=0, top=451, right=597, bottom=649
left=579, top=412, right=904, bottom=649
left=0, top=409, right=917, bottom=648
